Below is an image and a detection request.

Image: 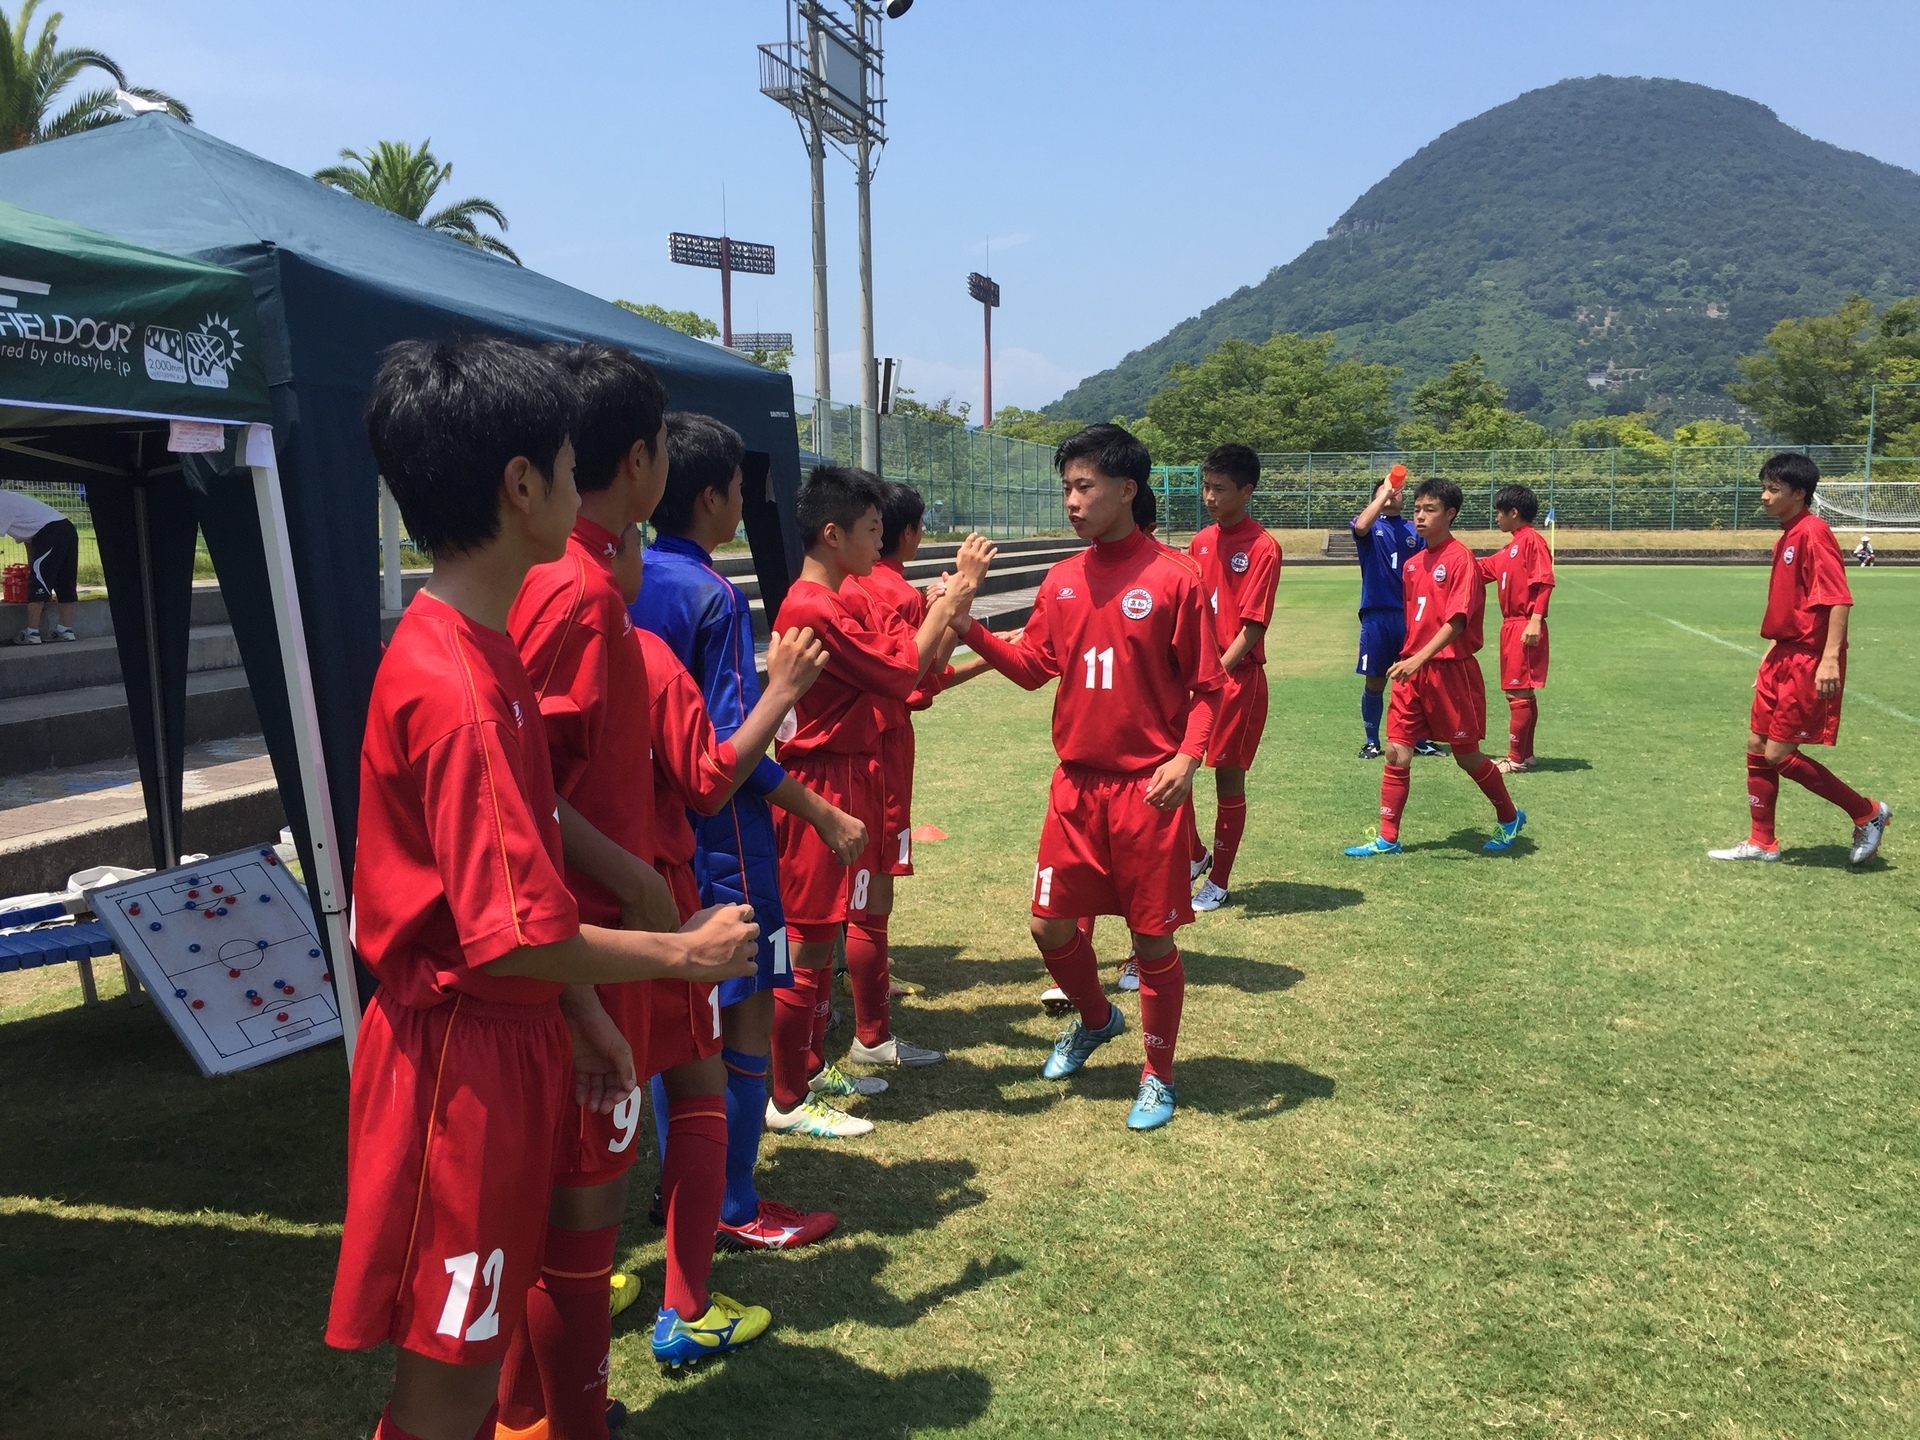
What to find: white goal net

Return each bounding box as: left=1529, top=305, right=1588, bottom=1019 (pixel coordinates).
left=1813, top=481, right=1920, bottom=533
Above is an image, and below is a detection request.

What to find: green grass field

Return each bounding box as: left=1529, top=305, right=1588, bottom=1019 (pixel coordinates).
left=3, top=564, right=1917, bottom=1439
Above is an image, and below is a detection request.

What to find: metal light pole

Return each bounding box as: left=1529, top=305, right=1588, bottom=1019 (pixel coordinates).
left=968, top=271, right=1000, bottom=426
left=761, top=0, right=908, bottom=471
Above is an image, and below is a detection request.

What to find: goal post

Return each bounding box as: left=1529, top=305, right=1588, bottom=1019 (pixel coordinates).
left=1812, top=481, right=1920, bottom=533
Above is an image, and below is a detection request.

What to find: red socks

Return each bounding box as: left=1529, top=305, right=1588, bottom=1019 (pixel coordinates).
left=518, top=1223, right=617, bottom=1440
left=1466, top=756, right=1519, bottom=823
left=844, top=919, right=891, bottom=1047
left=771, top=966, right=824, bottom=1111
left=1779, top=752, right=1877, bottom=826
left=1211, top=797, right=1247, bottom=889
left=1039, top=931, right=1111, bottom=1030
left=1136, top=948, right=1185, bottom=1083
left=1507, top=694, right=1538, bottom=762
left=661, top=1097, right=728, bottom=1320
left=1746, top=753, right=1780, bottom=846
left=1378, top=764, right=1410, bottom=842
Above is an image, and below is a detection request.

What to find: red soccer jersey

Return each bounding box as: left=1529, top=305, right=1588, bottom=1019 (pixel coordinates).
left=351, top=591, right=578, bottom=1009
left=507, top=517, right=656, bottom=927
left=1190, top=516, right=1282, bottom=664
left=773, top=576, right=923, bottom=756
left=969, top=526, right=1226, bottom=774
left=1763, top=508, right=1853, bottom=648
left=1401, top=534, right=1485, bottom=660
left=638, top=628, right=739, bottom=869
left=1479, top=525, right=1554, bottom=621
left=858, top=558, right=943, bottom=714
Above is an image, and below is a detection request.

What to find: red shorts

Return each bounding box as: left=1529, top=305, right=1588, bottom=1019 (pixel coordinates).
left=646, top=859, right=722, bottom=1072
left=1497, top=618, right=1549, bottom=690
left=1207, top=666, right=1269, bottom=770
left=1387, top=656, right=1487, bottom=750
left=1033, top=764, right=1194, bottom=937
left=1751, top=644, right=1844, bottom=746
left=879, top=722, right=916, bottom=877
left=554, top=977, right=651, bottom=1187
left=775, top=749, right=884, bottom=942
left=327, top=990, right=570, bottom=1364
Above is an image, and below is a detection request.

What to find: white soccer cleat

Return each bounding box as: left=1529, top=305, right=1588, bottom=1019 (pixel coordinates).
left=1190, top=848, right=1212, bottom=883
left=1191, top=878, right=1229, bottom=912
left=1039, top=984, right=1073, bottom=1016
left=1117, top=958, right=1140, bottom=992
left=764, top=1095, right=874, bottom=1139
left=847, top=1034, right=944, bottom=1067
left=1850, top=802, right=1892, bottom=866
left=1707, top=841, right=1781, bottom=862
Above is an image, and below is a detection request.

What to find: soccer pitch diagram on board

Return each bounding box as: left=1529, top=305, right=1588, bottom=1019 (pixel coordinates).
left=94, top=846, right=340, bottom=1076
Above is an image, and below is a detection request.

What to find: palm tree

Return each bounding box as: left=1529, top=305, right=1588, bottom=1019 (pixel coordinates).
left=314, top=140, right=520, bottom=264
left=0, top=0, right=191, bottom=152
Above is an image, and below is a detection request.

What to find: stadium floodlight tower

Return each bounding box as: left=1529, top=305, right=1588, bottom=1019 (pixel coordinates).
left=667, top=230, right=776, bottom=350
left=760, top=0, right=911, bottom=470
left=968, top=270, right=1000, bottom=428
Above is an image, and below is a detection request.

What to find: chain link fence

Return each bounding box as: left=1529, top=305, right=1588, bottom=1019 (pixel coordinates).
left=0, top=482, right=109, bottom=589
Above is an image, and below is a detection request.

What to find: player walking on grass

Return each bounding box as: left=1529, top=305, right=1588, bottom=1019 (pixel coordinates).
left=326, top=337, right=756, bottom=1440
left=768, top=467, right=991, bottom=1136
left=1344, top=477, right=1527, bottom=858
left=960, top=425, right=1225, bottom=1132
left=1350, top=468, right=1442, bottom=760
left=1477, top=484, right=1554, bottom=773
left=632, top=415, right=874, bottom=1212
left=1709, top=453, right=1892, bottom=865
left=1187, top=443, right=1280, bottom=912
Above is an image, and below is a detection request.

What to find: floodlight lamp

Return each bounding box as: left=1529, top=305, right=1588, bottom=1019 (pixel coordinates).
left=885, top=0, right=913, bottom=16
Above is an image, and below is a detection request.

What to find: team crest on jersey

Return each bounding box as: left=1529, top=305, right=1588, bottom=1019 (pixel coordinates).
left=1121, top=587, right=1154, bottom=620
left=1433, top=563, right=1448, bottom=582
left=1230, top=551, right=1250, bottom=573
left=1509, top=544, right=1519, bottom=557
left=511, top=700, right=524, bottom=727
left=1783, top=545, right=1796, bottom=565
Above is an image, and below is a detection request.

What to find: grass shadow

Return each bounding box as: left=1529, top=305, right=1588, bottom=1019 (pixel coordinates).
left=1229, top=879, right=1365, bottom=917
left=1180, top=950, right=1306, bottom=994
left=1783, top=843, right=1893, bottom=872
left=1037, top=1054, right=1336, bottom=1120
left=1402, top=827, right=1538, bottom=860
left=751, top=1151, right=990, bottom=1238
left=1523, top=756, right=1593, bottom=772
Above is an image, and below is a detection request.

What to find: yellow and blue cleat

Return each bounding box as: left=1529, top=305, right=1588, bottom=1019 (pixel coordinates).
left=1482, top=810, right=1527, bottom=852
left=1344, top=831, right=1401, bottom=857
left=651, top=1292, right=771, bottom=1368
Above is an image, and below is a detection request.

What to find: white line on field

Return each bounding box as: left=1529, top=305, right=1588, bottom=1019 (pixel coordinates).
left=1564, top=575, right=1920, bottom=728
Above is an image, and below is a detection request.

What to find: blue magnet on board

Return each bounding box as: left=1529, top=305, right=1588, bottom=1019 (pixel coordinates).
left=245, top=989, right=258, bottom=999
left=256, top=940, right=268, bottom=950
left=259, top=894, right=270, bottom=903
left=174, top=987, right=187, bottom=998
left=188, top=943, right=201, bottom=953
left=309, top=949, right=321, bottom=958
left=148, top=921, right=162, bottom=932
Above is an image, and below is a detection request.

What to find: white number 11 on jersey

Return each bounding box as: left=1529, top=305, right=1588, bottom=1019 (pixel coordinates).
left=1082, top=646, right=1114, bottom=689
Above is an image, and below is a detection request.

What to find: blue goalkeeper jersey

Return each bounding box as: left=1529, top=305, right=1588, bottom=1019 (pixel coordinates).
left=1354, top=514, right=1422, bottom=615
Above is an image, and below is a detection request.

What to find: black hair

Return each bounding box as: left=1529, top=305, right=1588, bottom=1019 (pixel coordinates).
left=1413, top=476, right=1463, bottom=516
left=798, top=465, right=888, bottom=549
left=1202, top=442, right=1260, bottom=490
left=655, top=411, right=745, bottom=535
left=1132, top=475, right=1158, bottom=531
left=1759, top=451, right=1820, bottom=499
left=365, top=336, right=573, bottom=558
left=1055, top=423, right=1151, bottom=489
left=1493, top=484, right=1539, bottom=523
left=555, top=343, right=668, bottom=493
left=879, top=481, right=927, bottom=558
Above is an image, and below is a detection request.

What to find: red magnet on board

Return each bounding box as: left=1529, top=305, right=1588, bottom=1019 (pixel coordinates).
left=229, top=968, right=242, bottom=977
left=249, top=996, right=263, bottom=1006
left=191, top=999, right=204, bottom=1009
left=128, top=904, right=141, bottom=916
left=211, top=885, right=223, bottom=894
left=188, top=890, right=199, bottom=899
left=276, top=1012, right=289, bottom=1022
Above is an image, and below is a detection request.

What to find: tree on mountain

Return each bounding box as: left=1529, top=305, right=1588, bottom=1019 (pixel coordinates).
left=1672, top=419, right=1749, bottom=446
left=990, top=406, right=1084, bottom=446
left=616, top=300, right=719, bottom=340
left=1726, top=295, right=1875, bottom=444
left=891, top=386, right=970, bottom=427
left=1565, top=411, right=1668, bottom=450
left=1395, top=353, right=1549, bottom=451
left=1141, top=333, right=1399, bottom=462
left=0, top=0, right=190, bottom=151
left=314, top=140, right=519, bottom=263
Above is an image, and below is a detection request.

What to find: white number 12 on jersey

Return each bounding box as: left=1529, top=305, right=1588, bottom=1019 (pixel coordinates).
left=1082, top=646, right=1114, bottom=689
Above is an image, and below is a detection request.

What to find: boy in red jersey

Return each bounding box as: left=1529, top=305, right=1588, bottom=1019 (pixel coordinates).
left=326, top=337, right=756, bottom=1440
left=1343, top=477, right=1527, bottom=858
left=1187, top=443, right=1280, bottom=912
left=1709, top=453, right=1891, bottom=865
left=959, top=424, right=1226, bottom=1132
left=767, top=467, right=992, bottom=1138
left=1476, top=484, right=1554, bottom=773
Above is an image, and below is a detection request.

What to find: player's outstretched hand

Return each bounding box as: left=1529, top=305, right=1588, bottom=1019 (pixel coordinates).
left=813, top=802, right=868, bottom=865
left=765, top=627, right=829, bottom=704
left=677, top=903, right=760, bottom=981
left=1144, top=754, right=1201, bottom=811
left=956, top=532, right=998, bottom=583
left=559, top=983, right=637, bottom=1114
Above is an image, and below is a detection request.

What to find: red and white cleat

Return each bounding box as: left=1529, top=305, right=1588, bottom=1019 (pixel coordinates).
left=716, top=1199, right=839, bottom=1253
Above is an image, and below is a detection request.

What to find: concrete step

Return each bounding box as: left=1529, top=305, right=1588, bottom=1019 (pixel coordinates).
left=0, top=580, right=232, bottom=643
left=0, top=668, right=260, bottom=777
left=1323, top=529, right=1358, bottom=559
left=0, top=624, right=242, bottom=700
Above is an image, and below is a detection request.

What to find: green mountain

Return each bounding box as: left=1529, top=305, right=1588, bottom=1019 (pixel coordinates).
left=1050, top=76, right=1920, bottom=432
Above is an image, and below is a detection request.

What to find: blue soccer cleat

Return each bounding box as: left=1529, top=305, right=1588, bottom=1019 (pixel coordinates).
left=1344, top=833, right=1402, bottom=858
left=651, top=1292, right=770, bottom=1368
left=1041, top=1004, right=1126, bottom=1080
left=1126, top=1075, right=1177, bottom=1131
left=1483, top=809, right=1528, bottom=852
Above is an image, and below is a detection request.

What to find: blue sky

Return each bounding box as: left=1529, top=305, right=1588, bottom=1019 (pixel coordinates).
left=79, top=1, right=1920, bottom=416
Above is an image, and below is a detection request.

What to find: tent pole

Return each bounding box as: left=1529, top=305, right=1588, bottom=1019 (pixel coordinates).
left=379, top=479, right=403, bottom=613
left=248, top=431, right=362, bottom=1065
left=130, top=480, right=179, bottom=869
